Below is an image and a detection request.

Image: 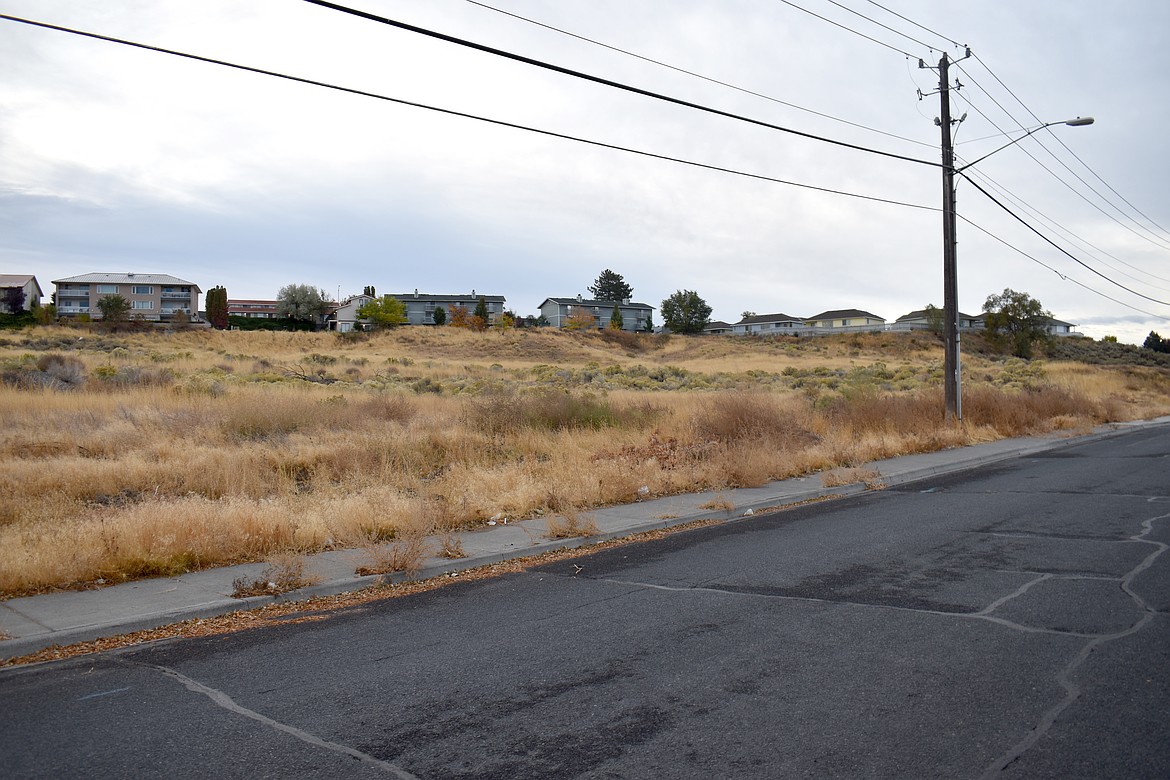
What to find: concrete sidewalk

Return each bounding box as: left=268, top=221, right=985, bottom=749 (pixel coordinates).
left=3, top=417, right=1167, bottom=660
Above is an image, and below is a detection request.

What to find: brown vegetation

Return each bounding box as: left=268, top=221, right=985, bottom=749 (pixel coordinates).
left=0, top=326, right=1167, bottom=596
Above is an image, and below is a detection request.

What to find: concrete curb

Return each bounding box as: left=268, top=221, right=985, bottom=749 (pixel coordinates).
left=3, top=416, right=1167, bottom=660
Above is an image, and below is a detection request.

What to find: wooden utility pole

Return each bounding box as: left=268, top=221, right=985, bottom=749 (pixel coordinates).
left=938, top=53, right=961, bottom=421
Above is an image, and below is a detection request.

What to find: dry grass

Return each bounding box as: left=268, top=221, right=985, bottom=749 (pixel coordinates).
left=231, top=554, right=321, bottom=598
left=545, top=507, right=600, bottom=539
left=356, top=535, right=430, bottom=578
left=1, top=326, right=1167, bottom=595
left=821, top=467, right=884, bottom=489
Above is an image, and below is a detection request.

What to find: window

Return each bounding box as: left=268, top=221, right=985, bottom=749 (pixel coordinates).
left=96, top=284, right=118, bottom=294
left=132, top=301, right=153, bottom=310
left=131, top=285, right=153, bottom=295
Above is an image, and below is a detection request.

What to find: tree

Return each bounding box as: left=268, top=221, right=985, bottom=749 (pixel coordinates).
left=276, top=284, right=329, bottom=324
left=741, top=311, right=756, bottom=320
left=97, top=294, right=131, bottom=325
left=205, top=285, right=229, bottom=329
left=982, top=288, right=1052, bottom=358
left=588, top=269, right=633, bottom=303
left=2, top=286, right=26, bottom=314
left=660, top=290, right=712, bottom=334
left=357, top=296, right=407, bottom=329
left=34, top=302, right=56, bottom=325
left=363, top=285, right=376, bottom=297
left=923, top=303, right=945, bottom=339
left=566, top=308, right=597, bottom=331
left=1144, top=331, right=1170, bottom=354
left=472, top=296, right=490, bottom=331
left=609, top=303, right=624, bottom=330
left=432, top=306, right=447, bottom=326
left=448, top=303, right=471, bottom=328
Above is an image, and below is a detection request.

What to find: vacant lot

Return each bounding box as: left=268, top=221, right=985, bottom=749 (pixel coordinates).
left=2, top=325, right=1167, bottom=596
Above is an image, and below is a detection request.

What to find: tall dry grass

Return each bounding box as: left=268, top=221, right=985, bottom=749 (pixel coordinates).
left=1, top=327, right=1166, bottom=595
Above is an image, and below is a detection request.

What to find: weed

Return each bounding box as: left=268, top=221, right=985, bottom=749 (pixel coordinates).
left=356, top=535, right=428, bottom=577
left=545, top=507, right=600, bottom=539
left=699, top=495, right=736, bottom=511
left=436, top=533, right=466, bottom=559
left=231, top=554, right=321, bottom=598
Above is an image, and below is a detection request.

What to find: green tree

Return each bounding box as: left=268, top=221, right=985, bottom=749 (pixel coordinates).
left=588, top=269, right=633, bottom=303
left=1144, top=331, right=1170, bottom=354
left=205, top=285, right=229, bottom=329
left=357, top=296, right=407, bottom=329
left=432, top=306, right=447, bottom=326
left=608, top=303, right=624, bottom=330
left=97, top=294, right=131, bottom=325
left=660, top=290, right=712, bottom=334
left=2, top=286, right=26, bottom=314
left=473, top=296, right=490, bottom=331
left=741, top=311, right=756, bottom=320
left=34, top=302, right=57, bottom=325
left=276, top=284, right=329, bottom=324
left=982, top=288, right=1052, bottom=358
left=363, top=285, right=376, bottom=297
left=923, top=303, right=945, bottom=339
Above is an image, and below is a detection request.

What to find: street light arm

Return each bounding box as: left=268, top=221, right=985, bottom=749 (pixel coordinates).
left=955, top=117, right=1093, bottom=173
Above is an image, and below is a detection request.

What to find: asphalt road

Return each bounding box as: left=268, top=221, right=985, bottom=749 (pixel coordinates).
left=3, top=426, right=1168, bottom=779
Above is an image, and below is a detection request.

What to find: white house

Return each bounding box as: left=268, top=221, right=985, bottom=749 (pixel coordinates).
left=0, top=274, right=43, bottom=312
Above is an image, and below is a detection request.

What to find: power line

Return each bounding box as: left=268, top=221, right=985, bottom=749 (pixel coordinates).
left=463, top=0, right=934, bottom=150
left=971, top=51, right=1170, bottom=243
left=0, top=13, right=938, bottom=213
left=961, top=173, right=1170, bottom=306
left=955, top=63, right=1170, bottom=253
left=772, top=0, right=915, bottom=58
left=960, top=215, right=1167, bottom=320
left=958, top=164, right=1170, bottom=290
left=819, top=0, right=942, bottom=53
left=861, top=0, right=964, bottom=49
left=298, top=0, right=943, bottom=167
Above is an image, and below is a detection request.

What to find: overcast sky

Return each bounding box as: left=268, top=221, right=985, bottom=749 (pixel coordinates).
left=2, top=0, right=1168, bottom=342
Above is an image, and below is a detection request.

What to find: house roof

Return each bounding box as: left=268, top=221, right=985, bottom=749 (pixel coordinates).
left=540, top=297, right=654, bottom=309
left=53, top=273, right=201, bottom=292
left=0, top=274, right=42, bottom=292
left=806, top=308, right=884, bottom=321
left=704, top=321, right=734, bottom=330
left=736, top=312, right=805, bottom=325
left=895, top=309, right=978, bottom=323
left=389, top=293, right=506, bottom=303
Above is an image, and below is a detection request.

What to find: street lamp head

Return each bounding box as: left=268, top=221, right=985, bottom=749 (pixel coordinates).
left=1063, top=116, right=1095, bottom=126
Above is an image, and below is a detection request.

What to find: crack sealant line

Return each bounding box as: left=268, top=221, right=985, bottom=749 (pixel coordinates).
left=148, top=662, right=420, bottom=779
left=590, top=577, right=1095, bottom=638
left=982, top=511, right=1170, bottom=777
left=974, top=573, right=1051, bottom=617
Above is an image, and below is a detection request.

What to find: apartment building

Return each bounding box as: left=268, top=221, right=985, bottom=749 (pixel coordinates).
left=53, top=273, right=200, bottom=321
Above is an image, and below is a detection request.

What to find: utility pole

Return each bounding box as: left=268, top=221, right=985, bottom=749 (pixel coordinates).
left=938, top=53, right=961, bottom=421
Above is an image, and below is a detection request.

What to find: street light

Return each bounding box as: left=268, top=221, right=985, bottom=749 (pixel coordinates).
left=957, top=117, right=1095, bottom=173
left=936, top=51, right=1093, bottom=420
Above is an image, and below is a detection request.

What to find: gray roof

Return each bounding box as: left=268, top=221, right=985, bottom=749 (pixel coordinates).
left=737, top=312, right=805, bottom=325
left=806, top=308, right=884, bottom=321
left=389, top=293, right=506, bottom=303
left=52, top=273, right=200, bottom=291
left=540, top=297, right=654, bottom=309
left=896, top=309, right=978, bottom=323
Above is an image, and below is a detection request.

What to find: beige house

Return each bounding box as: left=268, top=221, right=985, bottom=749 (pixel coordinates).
left=0, top=274, right=43, bottom=312
left=53, top=273, right=201, bottom=321
left=805, top=308, right=886, bottom=331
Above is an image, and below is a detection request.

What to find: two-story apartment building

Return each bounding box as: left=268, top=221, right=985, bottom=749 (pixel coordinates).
left=388, top=290, right=507, bottom=326
left=538, top=296, right=654, bottom=332
left=53, top=273, right=200, bottom=321
left=227, top=299, right=279, bottom=318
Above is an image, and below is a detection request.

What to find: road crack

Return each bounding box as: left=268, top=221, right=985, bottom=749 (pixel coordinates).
left=143, top=662, right=420, bottom=779
left=981, top=510, right=1170, bottom=778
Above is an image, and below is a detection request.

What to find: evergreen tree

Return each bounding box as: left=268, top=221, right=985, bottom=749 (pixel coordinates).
left=205, top=285, right=229, bottom=329
left=588, top=269, right=633, bottom=303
